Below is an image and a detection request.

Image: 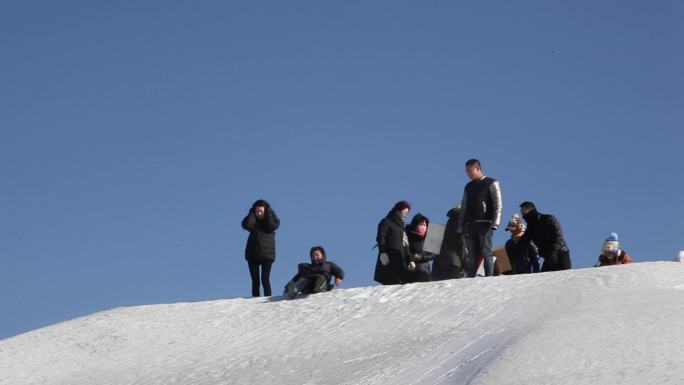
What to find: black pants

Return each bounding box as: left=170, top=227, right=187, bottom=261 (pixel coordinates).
left=296, top=275, right=329, bottom=294
left=431, top=265, right=463, bottom=281
left=383, top=250, right=406, bottom=285
left=248, top=261, right=273, bottom=297
left=541, top=250, right=571, bottom=272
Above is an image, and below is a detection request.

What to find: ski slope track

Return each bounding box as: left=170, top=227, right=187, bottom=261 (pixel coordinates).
left=2, top=262, right=683, bottom=385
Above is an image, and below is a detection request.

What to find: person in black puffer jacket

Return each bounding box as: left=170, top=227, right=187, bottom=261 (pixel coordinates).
left=432, top=206, right=467, bottom=281
left=241, top=199, right=280, bottom=297
left=405, top=213, right=437, bottom=283
left=374, top=201, right=411, bottom=285
left=284, top=246, right=345, bottom=299
left=519, top=201, right=571, bottom=272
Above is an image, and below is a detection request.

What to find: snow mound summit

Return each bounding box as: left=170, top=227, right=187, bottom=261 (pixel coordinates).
left=2, top=262, right=684, bottom=385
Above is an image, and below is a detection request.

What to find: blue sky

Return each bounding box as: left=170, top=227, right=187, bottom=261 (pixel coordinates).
left=1, top=0, right=682, bottom=339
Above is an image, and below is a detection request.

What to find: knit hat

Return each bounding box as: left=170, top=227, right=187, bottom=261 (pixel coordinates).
left=505, top=213, right=526, bottom=232
left=519, top=201, right=536, bottom=210
left=601, top=232, right=620, bottom=255
left=392, top=201, right=411, bottom=212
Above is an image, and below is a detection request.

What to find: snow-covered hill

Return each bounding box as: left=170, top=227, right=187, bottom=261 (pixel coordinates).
left=2, top=262, right=683, bottom=385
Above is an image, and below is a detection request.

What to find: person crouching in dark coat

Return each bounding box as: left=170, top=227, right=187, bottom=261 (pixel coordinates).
left=504, top=214, right=540, bottom=274
left=374, top=201, right=411, bottom=285
left=241, top=199, right=280, bottom=297
left=519, top=201, right=572, bottom=272
left=405, top=213, right=437, bottom=283
left=285, top=246, right=345, bottom=299
left=432, top=206, right=467, bottom=280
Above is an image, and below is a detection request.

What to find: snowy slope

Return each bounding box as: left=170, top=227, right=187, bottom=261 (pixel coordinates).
left=1, top=262, right=683, bottom=385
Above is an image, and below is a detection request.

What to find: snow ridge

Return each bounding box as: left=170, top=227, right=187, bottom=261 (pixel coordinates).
left=2, top=262, right=684, bottom=385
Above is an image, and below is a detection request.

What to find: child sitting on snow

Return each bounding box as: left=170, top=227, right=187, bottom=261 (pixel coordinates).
left=284, top=246, right=345, bottom=299
left=504, top=214, right=540, bottom=274
left=594, top=232, right=633, bottom=267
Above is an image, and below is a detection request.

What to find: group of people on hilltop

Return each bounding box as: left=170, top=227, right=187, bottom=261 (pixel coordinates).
left=374, top=201, right=463, bottom=284
left=374, top=159, right=572, bottom=284
left=239, top=159, right=634, bottom=298
left=373, top=158, right=633, bottom=285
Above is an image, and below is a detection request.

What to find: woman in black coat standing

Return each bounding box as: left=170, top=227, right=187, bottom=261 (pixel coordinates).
left=241, top=199, right=280, bottom=297
left=374, top=201, right=411, bottom=285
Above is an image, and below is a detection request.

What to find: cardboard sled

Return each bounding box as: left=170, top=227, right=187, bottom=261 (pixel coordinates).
left=423, top=222, right=446, bottom=255
left=475, top=245, right=512, bottom=276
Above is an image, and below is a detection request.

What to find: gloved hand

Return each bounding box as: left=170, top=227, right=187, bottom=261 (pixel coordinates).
left=407, top=261, right=416, bottom=271
left=379, top=253, right=389, bottom=266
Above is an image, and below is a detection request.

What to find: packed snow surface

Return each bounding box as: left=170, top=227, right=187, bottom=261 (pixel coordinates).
left=2, top=262, right=684, bottom=385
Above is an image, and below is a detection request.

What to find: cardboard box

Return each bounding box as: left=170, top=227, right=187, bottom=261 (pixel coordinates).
left=493, top=245, right=512, bottom=275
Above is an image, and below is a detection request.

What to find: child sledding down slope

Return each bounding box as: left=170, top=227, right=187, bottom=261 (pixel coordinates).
left=284, top=246, right=345, bottom=299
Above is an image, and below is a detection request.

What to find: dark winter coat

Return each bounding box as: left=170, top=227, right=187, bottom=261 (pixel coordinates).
left=505, top=235, right=540, bottom=274
left=596, top=250, right=632, bottom=266
left=289, top=261, right=345, bottom=292
left=435, top=207, right=465, bottom=269
left=241, top=203, right=280, bottom=263
left=405, top=218, right=436, bottom=283
left=458, top=176, right=503, bottom=229
left=374, top=210, right=409, bottom=285
left=521, top=209, right=571, bottom=270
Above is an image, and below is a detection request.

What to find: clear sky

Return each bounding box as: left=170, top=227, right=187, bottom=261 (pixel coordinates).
left=1, top=0, right=682, bottom=340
